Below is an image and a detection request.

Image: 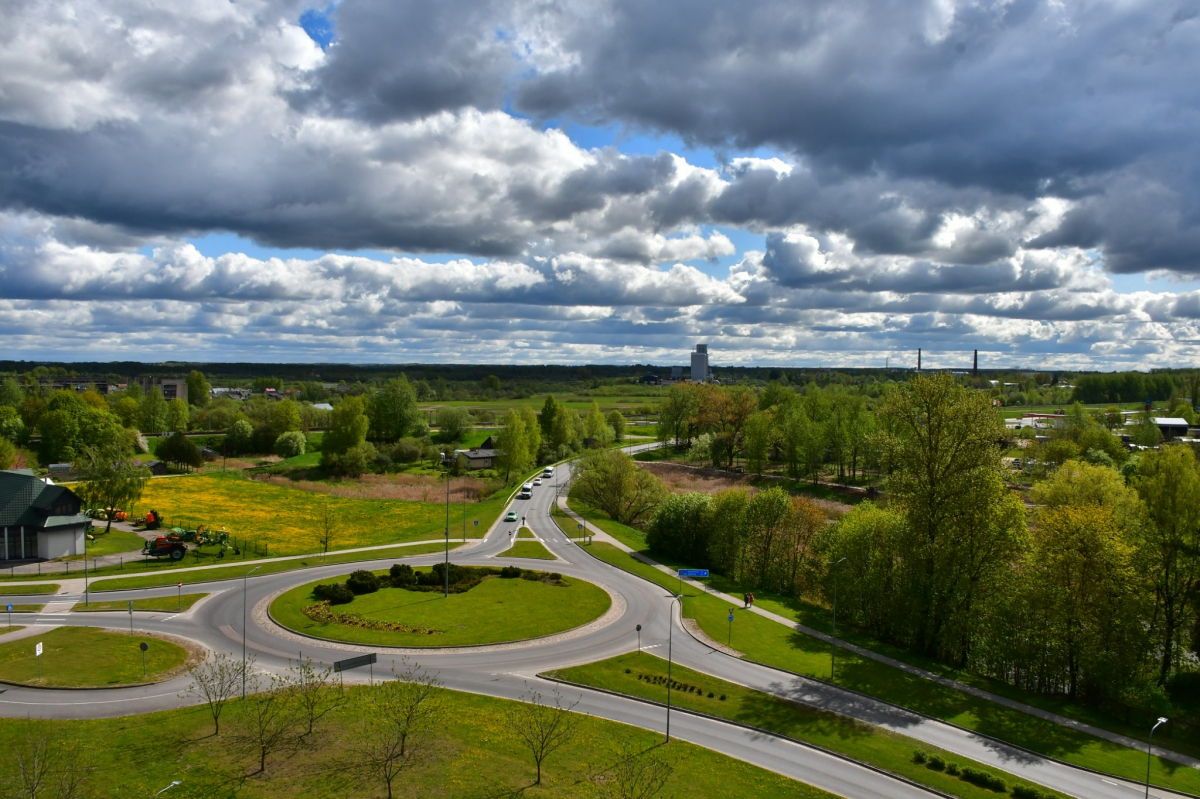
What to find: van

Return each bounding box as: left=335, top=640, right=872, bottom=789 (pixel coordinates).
left=518, top=482, right=533, bottom=499
left=543, top=467, right=554, bottom=478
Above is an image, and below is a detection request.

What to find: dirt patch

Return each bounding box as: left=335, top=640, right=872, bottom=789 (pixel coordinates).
left=251, top=472, right=487, bottom=502
left=640, top=462, right=853, bottom=519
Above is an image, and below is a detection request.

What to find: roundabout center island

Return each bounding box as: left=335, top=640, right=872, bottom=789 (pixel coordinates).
left=270, top=563, right=612, bottom=648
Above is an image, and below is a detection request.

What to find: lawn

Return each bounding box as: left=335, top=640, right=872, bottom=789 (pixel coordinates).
left=517, top=526, right=536, bottom=539
left=66, top=529, right=146, bottom=560
left=0, top=686, right=833, bottom=799
left=4, top=606, right=42, bottom=614
left=0, top=625, right=24, bottom=634
left=90, top=541, right=466, bottom=590
left=0, top=583, right=61, bottom=596
left=575, top=541, right=1200, bottom=794
left=0, top=626, right=191, bottom=687
left=550, top=652, right=1070, bottom=799
left=271, top=567, right=610, bottom=647
left=134, top=470, right=509, bottom=555
left=75, top=593, right=209, bottom=613
left=499, top=540, right=557, bottom=560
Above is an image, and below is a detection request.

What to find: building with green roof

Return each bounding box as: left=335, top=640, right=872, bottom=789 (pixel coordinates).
left=0, top=469, right=90, bottom=561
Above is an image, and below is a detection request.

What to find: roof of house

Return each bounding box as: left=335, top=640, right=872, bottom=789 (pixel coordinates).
left=1152, top=417, right=1190, bottom=426
left=456, top=449, right=497, bottom=459
left=0, top=470, right=89, bottom=529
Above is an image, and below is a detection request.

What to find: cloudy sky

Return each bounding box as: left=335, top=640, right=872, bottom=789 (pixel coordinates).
left=2, top=0, right=1199, bottom=369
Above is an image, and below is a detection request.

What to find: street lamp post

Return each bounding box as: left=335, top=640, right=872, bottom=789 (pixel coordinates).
left=666, top=593, right=681, bottom=742
left=82, top=533, right=90, bottom=608
left=827, top=557, right=847, bottom=681
left=242, top=565, right=261, bottom=698
left=444, top=470, right=450, bottom=598
left=1147, top=717, right=1168, bottom=798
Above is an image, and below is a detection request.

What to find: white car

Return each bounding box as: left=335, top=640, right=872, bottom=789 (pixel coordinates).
left=533, top=478, right=543, bottom=486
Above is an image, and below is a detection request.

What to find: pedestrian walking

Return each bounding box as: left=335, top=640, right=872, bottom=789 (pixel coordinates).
left=742, top=593, right=749, bottom=608
left=748, top=593, right=755, bottom=608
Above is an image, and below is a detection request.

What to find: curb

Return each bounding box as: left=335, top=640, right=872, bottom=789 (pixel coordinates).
left=539, top=673, right=958, bottom=799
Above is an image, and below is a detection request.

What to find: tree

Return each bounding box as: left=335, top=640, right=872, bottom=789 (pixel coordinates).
left=656, top=384, right=702, bottom=447
left=73, top=445, right=150, bottom=534
left=187, top=652, right=244, bottom=736
left=589, top=738, right=674, bottom=799
left=880, top=373, right=1028, bottom=662
left=0, top=376, right=24, bottom=409
left=315, top=502, right=338, bottom=559
left=1133, top=445, right=1200, bottom=684
left=186, top=370, right=211, bottom=408
left=157, top=432, right=203, bottom=471
left=607, top=410, right=626, bottom=443
left=323, top=395, right=369, bottom=457
left=352, top=661, right=444, bottom=799
left=539, top=395, right=562, bottom=440
left=506, top=684, right=581, bottom=785
left=288, top=657, right=342, bottom=735
left=584, top=401, right=612, bottom=446
left=1130, top=412, right=1164, bottom=447
left=324, top=440, right=377, bottom=477
left=225, top=418, right=254, bottom=455
left=4, top=721, right=93, bottom=799
left=496, top=408, right=534, bottom=483
left=435, top=406, right=473, bottom=443
left=165, top=398, right=190, bottom=434
left=368, top=377, right=421, bottom=442
left=646, top=491, right=714, bottom=565
left=274, top=431, right=306, bottom=458
left=233, top=672, right=305, bottom=774
left=0, top=437, right=16, bottom=470
left=743, top=410, right=772, bottom=475
left=549, top=407, right=583, bottom=457
left=696, top=385, right=758, bottom=469
left=139, top=388, right=168, bottom=434
left=0, top=405, right=26, bottom=443
left=571, top=449, right=667, bottom=526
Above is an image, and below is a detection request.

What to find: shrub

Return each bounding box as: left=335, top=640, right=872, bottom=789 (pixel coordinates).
left=500, top=565, right=523, bottom=578
left=346, top=569, right=381, bottom=595
left=707, top=692, right=714, bottom=698
left=273, top=430, right=306, bottom=458
left=624, top=668, right=631, bottom=674
left=313, top=583, right=354, bottom=604
left=718, top=694, right=726, bottom=701
left=927, top=754, right=945, bottom=771
left=389, top=438, right=422, bottom=464
left=959, top=767, right=1005, bottom=792
left=1012, top=786, right=1053, bottom=799
left=911, top=750, right=927, bottom=764
left=946, top=762, right=960, bottom=776
left=389, top=563, right=416, bottom=587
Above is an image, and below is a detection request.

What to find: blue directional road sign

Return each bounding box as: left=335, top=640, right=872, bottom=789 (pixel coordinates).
left=5, top=604, right=10, bottom=612
left=729, top=613, right=734, bottom=622
left=677, top=569, right=710, bottom=578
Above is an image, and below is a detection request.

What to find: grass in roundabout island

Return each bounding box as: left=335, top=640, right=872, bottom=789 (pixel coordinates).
left=0, top=583, right=61, bottom=596
left=0, top=626, right=193, bottom=687
left=576, top=539, right=1200, bottom=795
left=73, top=593, right=209, bottom=613
left=516, top=526, right=537, bottom=538
left=0, top=686, right=834, bottom=798
left=499, top=540, right=557, bottom=560
left=548, top=652, right=1070, bottom=799
left=271, top=566, right=610, bottom=647
left=89, top=541, right=465, bottom=591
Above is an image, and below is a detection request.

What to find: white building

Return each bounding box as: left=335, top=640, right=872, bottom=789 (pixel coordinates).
left=690, top=344, right=709, bottom=383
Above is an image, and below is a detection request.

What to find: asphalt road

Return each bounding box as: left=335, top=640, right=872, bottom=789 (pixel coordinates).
left=0, top=452, right=1191, bottom=799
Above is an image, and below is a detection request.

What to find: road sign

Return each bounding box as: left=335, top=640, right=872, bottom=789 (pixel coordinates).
left=35, top=642, right=42, bottom=657
left=728, top=613, right=734, bottom=621
left=5, top=603, right=10, bottom=612
left=177, top=582, right=183, bottom=588
left=677, top=569, right=709, bottom=578
left=474, top=520, right=479, bottom=525
left=140, top=642, right=148, bottom=652
left=334, top=652, right=377, bottom=673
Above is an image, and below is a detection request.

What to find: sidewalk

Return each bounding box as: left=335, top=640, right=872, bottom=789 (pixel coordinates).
left=555, top=495, right=1200, bottom=770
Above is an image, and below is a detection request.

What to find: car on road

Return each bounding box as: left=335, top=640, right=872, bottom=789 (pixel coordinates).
left=533, top=478, right=542, bottom=486
left=504, top=511, right=518, bottom=522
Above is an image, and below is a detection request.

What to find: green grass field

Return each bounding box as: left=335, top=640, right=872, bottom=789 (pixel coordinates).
left=0, top=583, right=61, bottom=596
left=134, top=471, right=509, bottom=555
left=4, top=606, right=42, bottom=614
left=551, top=653, right=1070, bottom=799
left=0, top=686, right=833, bottom=798
left=74, top=593, right=208, bottom=613
left=574, top=540, right=1200, bottom=794
left=90, top=541, right=466, bottom=590
left=0, top=627, right=189, bottom=687
left=66, top=529, right=146, bottom=560
left=271, top=567, right=610, bottom=647
left=517, top=526, right=536, bottom=539
left=0, top=625, right=25, bottom=634
left=499, top=540, right=557, bottom=560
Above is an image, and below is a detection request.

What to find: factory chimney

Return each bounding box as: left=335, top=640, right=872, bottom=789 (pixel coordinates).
left=917, top=349, right=922, bottom=371
left=973, top=349, right=978, bottom=376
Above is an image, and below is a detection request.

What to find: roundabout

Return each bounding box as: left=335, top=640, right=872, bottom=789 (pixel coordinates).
left=267, top=564, right=613, bottom=648
left=0, top=626, right=199, bottom=688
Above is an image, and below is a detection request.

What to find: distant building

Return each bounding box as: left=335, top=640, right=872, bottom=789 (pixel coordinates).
left=1152, top=417, right=1190, bottom=441
left=0, top=469, right=90, bottom=560
left=133, top=376, right=188, bottom=403
left=670, top=366, right=683, bottom=380
left=211, top=387, right=252, bottom=400
left=640, top=373, right=661, bottom=385
left=37, top=376, right=112, bottom=394
left=690, top=344, right=710, bottom=383
left=312, top=403, right=334, bottom=411
left=445, top=449, right=497, bottom=470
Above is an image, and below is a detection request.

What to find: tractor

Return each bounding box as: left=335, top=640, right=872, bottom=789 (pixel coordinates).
left=142, top=535, right=187, bottom=560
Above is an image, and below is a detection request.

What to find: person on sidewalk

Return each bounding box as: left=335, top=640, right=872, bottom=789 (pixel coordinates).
left=742, top=593, right=749, bottom=608
left=748, top=593, right=755, bottom=608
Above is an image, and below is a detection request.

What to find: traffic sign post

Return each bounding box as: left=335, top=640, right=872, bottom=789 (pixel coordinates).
left=576, top=522, right=582, bottom=543
left=128, top=600, right=134, bottom=635
left=727, top=608, right=735, bottom=647
left=140, top=642, right=148, bottom=678
left=677, top=568, right=709, bottom=596
left=636, top=623, right=642, bottom=652
left=472, top=519, right=478, bottom=542
left=177, top=582, right=183, bottom=611
left=35, top=641, right=42, bottom=679
left=6, top=602, right=11, bottom=630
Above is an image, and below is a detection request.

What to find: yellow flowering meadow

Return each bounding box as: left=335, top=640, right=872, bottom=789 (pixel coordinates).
left=137, top=472, right=506, bottom=556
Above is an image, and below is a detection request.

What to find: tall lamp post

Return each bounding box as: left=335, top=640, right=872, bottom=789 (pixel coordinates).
left=1147, top=717, right=1168, bottom=798
left=827, top=557, right=846, bottom=681
left=665, top=593, right=681, bottom=742
left=242, top=564, right=261, bottom=698
left=444, top=468, right=451, bottom=598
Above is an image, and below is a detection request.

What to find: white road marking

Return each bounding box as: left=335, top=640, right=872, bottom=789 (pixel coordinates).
left=0, top=691, right=182, bottom=706
left=1100, top=779, right=1119, bottom=786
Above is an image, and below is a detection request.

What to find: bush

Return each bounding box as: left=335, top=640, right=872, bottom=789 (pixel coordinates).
left=959, top=767, right=1005, bottom=792
left=1012, top=786, right=1054, bottom=799
left=389, top=563, right=416, bottom=587
left=500, top=565, right=523, bottom=579
left=926, top=754, right=945, bottom=771
left=945, top=762, right=960, bottom=776
left=313, top=583, right=354, bottom=604
left=911, top=750, right=927, bottom=764
left=274, top=430, right=306, bottom=458
left=388, top=438, right=422, bottom=464
left=346, top=570, right=381, bottom=595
